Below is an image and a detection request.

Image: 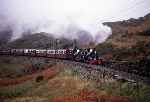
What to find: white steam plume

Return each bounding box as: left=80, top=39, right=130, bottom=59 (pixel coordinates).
left=0, top=0, right=112, bottom=44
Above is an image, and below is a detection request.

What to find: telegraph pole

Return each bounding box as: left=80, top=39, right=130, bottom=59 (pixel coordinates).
left=55, top=39, right=60, bottom=64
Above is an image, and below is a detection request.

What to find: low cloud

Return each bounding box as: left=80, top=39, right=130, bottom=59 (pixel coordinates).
left=0, top=0, right=112, bottom=44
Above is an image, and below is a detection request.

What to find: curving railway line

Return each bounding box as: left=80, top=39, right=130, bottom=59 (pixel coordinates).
left=55, top=59, right=150, bottom=85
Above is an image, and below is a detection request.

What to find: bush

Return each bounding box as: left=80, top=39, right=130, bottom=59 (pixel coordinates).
left=36, top=75, right=44, bottom=82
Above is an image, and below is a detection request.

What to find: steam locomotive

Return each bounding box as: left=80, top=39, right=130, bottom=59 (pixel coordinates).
left=0, top=47, right=104, bottom=65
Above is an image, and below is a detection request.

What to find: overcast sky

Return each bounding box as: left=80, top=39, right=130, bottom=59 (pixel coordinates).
left=0, top=0, right=150, bottom=42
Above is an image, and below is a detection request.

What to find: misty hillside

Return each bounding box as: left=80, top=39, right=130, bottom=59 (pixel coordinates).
left=96, top=13, right=150, bottom=61
left=0, top=29, right=12, bottom=47
left=3, top=32, right=74, bottom=49
left=0, top=30, right=96, bottom=49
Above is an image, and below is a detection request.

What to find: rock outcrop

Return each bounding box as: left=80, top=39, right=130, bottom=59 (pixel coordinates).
left=96, top=13, right=150, bottom=61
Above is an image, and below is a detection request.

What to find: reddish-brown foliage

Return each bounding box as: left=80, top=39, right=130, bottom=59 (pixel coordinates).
left=0, top=64, right=64, bottom=87
left=53, top=89, right=133, bottom=102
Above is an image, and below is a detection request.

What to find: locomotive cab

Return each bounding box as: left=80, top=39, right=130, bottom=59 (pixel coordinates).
left=86, top=48, right=105, bottom=65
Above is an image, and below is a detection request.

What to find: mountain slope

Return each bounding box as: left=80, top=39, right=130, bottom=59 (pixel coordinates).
left=96, top=14, right=150, bottom=61
left=4, top=32, right=74, bottom=49
left=0, top=30, right=12, bottom=47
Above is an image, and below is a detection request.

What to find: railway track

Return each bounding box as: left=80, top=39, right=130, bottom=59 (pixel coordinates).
left=0, top=55, right=150, bottom=85
left=55, top=59, right=150, bottom=84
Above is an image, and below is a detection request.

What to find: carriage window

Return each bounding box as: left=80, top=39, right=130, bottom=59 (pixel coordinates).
left=51, top=51, right=54, bottom=54
left=62, top=51, right=64, bottom=54
left=41, top=50, right=45, bottom=53
left=59, top=51, right=63, bottom=54
left=48, top=51, right=52, bottom=54
left=48, top=50, right=54, bottom=54
left=55, top=50, right=58, bottom=54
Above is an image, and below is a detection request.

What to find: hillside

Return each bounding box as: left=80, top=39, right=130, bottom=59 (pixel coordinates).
left=0, top=29, right=12, bottom=47
left=0, top=31, right=93, bottom=49
left=2, top=32, right=74, bottom=49
left=1, top=57, right=149, bottom=102
left=96, top=14, right=150, bottom=61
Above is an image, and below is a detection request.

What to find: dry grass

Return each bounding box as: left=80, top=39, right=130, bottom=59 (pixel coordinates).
left=52, top=89, right=133, bottom=102
left=4, top=96, right=48, bottom=102
left=1, top=64, right=150, bottom=102
left=48, top=76, right=90, bottom=96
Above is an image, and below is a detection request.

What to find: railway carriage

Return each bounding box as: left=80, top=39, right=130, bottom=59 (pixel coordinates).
left=47, top=49, right=56, bottom=58
left=0, top=48, right=104, bottom=65
left=46, top=49, right=72, bottom=59
left=36, top=49, right=47, bottom=57
left=24, top=49, right=29, bottom=56
left=11, top=49, right=24, bottom=56
left=55, top=49, right=66, bottom=59
left=25, top=49, right=36, bottom=56
left=65, top=48, right=74, bottom=59
left=0, top=49, right=11, bottom=55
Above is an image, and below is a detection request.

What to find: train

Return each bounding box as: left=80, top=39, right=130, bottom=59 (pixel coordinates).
left=0, top=47, right=104, bottom=65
